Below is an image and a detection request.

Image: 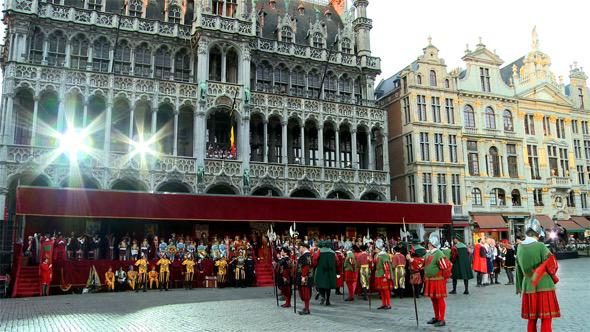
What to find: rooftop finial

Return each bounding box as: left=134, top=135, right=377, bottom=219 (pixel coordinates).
left=427, top=35, right=432, bottom=46
left=532, top=25, right=539, bottom=50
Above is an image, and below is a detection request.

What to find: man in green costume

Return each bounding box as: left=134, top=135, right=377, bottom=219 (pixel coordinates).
left=449, top=233, right=473, bottom=295
left=314, top=240, right=337, bottom=306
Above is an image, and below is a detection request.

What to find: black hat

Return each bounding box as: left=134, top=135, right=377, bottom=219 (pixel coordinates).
left=453, top=233, right=464, bottom=241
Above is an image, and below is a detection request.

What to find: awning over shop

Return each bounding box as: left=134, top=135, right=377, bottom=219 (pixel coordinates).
left=15, top=187, right=452, bottom=225
left=536, top=215, right=556, bottom=230
left=557, top=220, right=585, bottom=233
left=472, top=214, right=508, bottom=231
left=571, top=216, right=590, bottom=230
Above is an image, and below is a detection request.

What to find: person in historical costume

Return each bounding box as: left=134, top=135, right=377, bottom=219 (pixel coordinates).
left=118, top=239, right=128, bottom=261
left=450, top=233, right=473, bottom=295
left=215, top=257, right=228, bottom=287
left=140, top=238, right=150, bottom=260
left=134, top=253, right=148, bottom=292
left=473, top=237, right=488, bottom=287
left=334, top=249, right=345, bottom=295
left=127, top=265, right=138, bottom=291
left=53, top=234, right=67, bottom=262
left=158, top=239, right=167, bottom=259
left=104, top=267, right=115, bottom=292
left=502, top=240, right=516, bottom=285
left=66, top=234, right=75, bottom=260
left=182, top=253, right=196, bottom=289
left=233, top=249, right=247, bottom=287
left=355, top=244, right=371, bottom=301
left=76, top=235, right=87, bottom=260
left=148, top=266, right=159, bottom=290
left=245, top=253, right=256, bottom=287
left=391, top=246, right=407, bottom=298
left=166, top=241, right=177, bottom=262
left=106, top=234, right=115, bottom=260
left=276, top=247, right=293, bottom=308
left=157, top=253, right=171, bottom=291
left=177, top=239, right=186, bottom=260
left=91, top=235, right=101, bottom=259
left=408, top=240, right=426, bottom=298
left=39, top=257, right=52, bottom=296
left=130, top=240, right=140, bottom=261
left=343, top=250, right=358, bottom=301
left=314, top=241, right=337, bottom=306
left=421, top=233, right=451, bottom=327
left=516, top=218, right=560, bottom=332
left=115, top=266, right=127, bottom=291
left=297, top=243, right=313, bottom=315
left=373, top=248, right=394, bottom=309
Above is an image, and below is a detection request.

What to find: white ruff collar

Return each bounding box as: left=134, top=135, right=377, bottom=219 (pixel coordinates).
left=522, top=236, right=537, bottom=245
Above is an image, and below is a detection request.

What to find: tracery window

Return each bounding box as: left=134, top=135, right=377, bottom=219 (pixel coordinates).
left=47, top=31, right=66, bottom=67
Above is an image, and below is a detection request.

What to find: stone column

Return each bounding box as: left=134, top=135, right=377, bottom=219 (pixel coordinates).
left=103, top=99, right=113, bottom=154
left=195, top=101, right=207, bottom=167
left=335, top=129, right=340, bottom=168
left=368, top=130, right=375, bottom=170
left=241, top=106, right=251, bottom=164
left=300, top=124, right=305, bottom=165
left=382, top=131, right=390, bottom=172
left=31, top=95, right=39, bottom=146
left=221, top=53, right=227, bottom=83
left=42, top=39, right=49, bottom=65
left=263, top=118, right=268, bottom=163
left=82, top=97, right=89, bottom=128
left=173, top=109, right=179, bottom=156
left=57, top=92, right=65, bottom=133
left=318, top=124, right=324, bottom=167
left=281, top=119, right=287, bottom=164
left=351, top=127, right=358, bottom=169
left=2, top=94, right=14, bottom=145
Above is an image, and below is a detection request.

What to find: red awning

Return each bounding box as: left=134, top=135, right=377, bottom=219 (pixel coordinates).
left=472, top=214, right=508, bottom=231
left=557, top=220, right=584, bottom=232
left=536, top=215, right=555, bottom=230
left=571, top=216, right=590, bottom=230
left=16, top=187, right=451, bottom=225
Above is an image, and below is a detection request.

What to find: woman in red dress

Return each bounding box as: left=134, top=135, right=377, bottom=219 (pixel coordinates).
left=39, top=257, right=52, bottom=296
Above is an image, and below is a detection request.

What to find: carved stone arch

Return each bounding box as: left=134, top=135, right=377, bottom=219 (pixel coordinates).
left=156, top=180, right=193, bottom=193
left=60, top=174, right=101, bottom=189
left=360, top=189, right=385, bottom=201
left=134, top=94, right=152, bottom=106
left=288, top=112, right=303, bottom=126
left=205, top=181, right=240, bottom=195
left=7, top=170, right=54, bottom=189
left=14, top=83, right=35, bottom=96
left=339, top=118, right=352, bottom=130
left=290, top=184, right=320, bottom=198
left=327, top=181, right=354, bottom=199
left=268, top=110, right=283, bottom=122
left=180, top=99, right=196, bottom=108
left=110, top=176, right=149, bottom=191
left=322, top=116, right=337, bottom=128
left=89, top=88, right=107, bottom=98
left=65, top=86, right=84, bottom=96
left=304, top=114, right=320, bottom=126
left=158, top=97, right=175, bottom=109
left=113, top=91, right=131, bottom=101
left=251, top=179, right=283, bottom=196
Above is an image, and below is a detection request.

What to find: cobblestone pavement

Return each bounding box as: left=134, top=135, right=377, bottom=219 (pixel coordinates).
left=1, top=258, right=588, bottom=332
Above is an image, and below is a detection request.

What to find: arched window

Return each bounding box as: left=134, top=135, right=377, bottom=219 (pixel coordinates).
left=27, top=27, right=44, bottom=64
left=38, top=91, right=59, bottom=147
left=472, top=188, right=482, bottom=205
left=168, top=5, right=182, bottom=23
left=341, top=38, right=352, bottom=54
left=225, top=47, right=238, bottom=83
left=464, top=105, right=475, bottom=127
left=92, top=37, right=110, bottom=73
left=154, top=46, right=172, bottom=80
left=134, top=43, right=151, bottom=77
left=70, top=34, right=89, bottom=70
left=255, top=61, right=273, bottom=92
left=128, top=0, right=143, bottom=17
left=485, top=106, right=496, bottom=129
left=312, top=33, right=324, bottom=48
left=488, top=146, right=501, bottom=177
left=307, top=69, right=321, bottom=98
left=490, top=188, right=506, bottom=206
left=64, top=92, right=84, bottom=130
left=429, top=70, right=437, bottom=86
left=14, top=90, right=34, bottom=145
left=324, top=72, right=337, bottom=101
left=339, top=75, right=352, bottom=101
left=416, top=74, right=422, bottom=85
left=281, top=26, right=293, bottom=43
left=132, top=101, right=152, bottom=141
left=274, top=64, right=289, bottom=93
left=47, top=31, right=66, bottom=67
left=110, top=98, right=131, bottom=152
left=156, top=103, right=174, bottom=155
left=291, top=66, right=306, bottom=97
left=503, top=109, right=514, bottom=131
left=444, top=79, right=450, bottom=89
left=208, top=45, right=222, bottom=81
left=177, top=106, right=194, bottom=157
left=511, top=189, right=521, bottom=206
left=354, top=77, right=363, bottom=101
left=114, top=40, right=131, bottom=75
left=174, top=49, right=191, bottom=82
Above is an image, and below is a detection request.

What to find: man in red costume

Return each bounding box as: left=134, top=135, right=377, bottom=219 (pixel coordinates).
left=335, top=248, right=344, bottom=296
left=473, top=237, right=488, bottom=287
left=297, top=243, right=313, bottom=315
left=516, top=217, right=560, bottom=332
left=39, top=257, right=52, bottom=296
left=276, top=247, right=292, bottom=308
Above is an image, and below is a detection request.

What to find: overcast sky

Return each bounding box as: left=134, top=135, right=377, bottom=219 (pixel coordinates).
left=367, top=0, right=589, bottom=84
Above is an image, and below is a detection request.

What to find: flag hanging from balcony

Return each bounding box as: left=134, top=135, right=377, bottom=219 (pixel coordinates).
left=230, top=125, right=236, bottom=156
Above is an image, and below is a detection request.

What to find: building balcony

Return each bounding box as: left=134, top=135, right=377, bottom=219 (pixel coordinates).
left=547, top=176, right=572, bottom=189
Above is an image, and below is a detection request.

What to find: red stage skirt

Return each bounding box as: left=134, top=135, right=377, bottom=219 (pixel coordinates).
left=521, top=291, right=561, bottom=320
left=424, top=278, right=447, bottom=298
left=374, top=276, right=391, bottom=291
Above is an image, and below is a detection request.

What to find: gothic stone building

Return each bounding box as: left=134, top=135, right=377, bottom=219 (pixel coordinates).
left=0, top=0, right=388, bottom=270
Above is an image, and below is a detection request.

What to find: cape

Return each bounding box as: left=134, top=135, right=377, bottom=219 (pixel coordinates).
left=516, top=241, right=557, bottom=294
left=314, top=248, right=337, bottom=289
left=451, top=243, right=474, bottom=280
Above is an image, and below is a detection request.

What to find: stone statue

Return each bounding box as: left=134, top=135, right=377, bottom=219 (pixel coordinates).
left=532, top=26, right=539, bottom=50
left=198, top=80, right=208, bottom=100
left=197, top=166, right=204, bottom=184
left=244, top=88, right=251, bottom=105
left=243, top=169, right=250, bottom=188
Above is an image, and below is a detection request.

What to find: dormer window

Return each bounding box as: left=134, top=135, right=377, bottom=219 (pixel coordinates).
left=429, top=70, right=437, bottom=86
left=579, top=88, right=585, bottom=109
left=480, top=67, right=491, bottom=92
left=280, top=26, right=293, bottom=43
left=128, top=0, right=143, bottom=18
left=168, top=5, right=182, bottom=24
left=340, top=38, right=352, bottom=54
left=312, top=33, right=324, bottom=48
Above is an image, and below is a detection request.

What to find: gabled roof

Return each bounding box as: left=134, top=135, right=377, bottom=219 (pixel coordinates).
left=462, top=46, right=504, bottom=67
left=375, top=73, right=400, bottom=100
left=500, top=56, right=525, bottom=85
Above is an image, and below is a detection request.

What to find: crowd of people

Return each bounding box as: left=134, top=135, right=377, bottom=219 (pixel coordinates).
left=206, top=144, right=236, bottom=160
left=28, top=218, right=561, bottom=331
